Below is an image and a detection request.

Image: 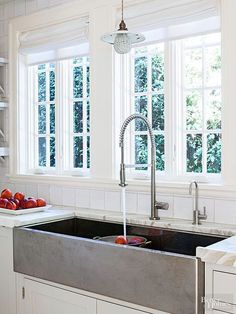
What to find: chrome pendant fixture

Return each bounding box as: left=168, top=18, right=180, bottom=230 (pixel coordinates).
left=101, top=0, right=145, bottom=54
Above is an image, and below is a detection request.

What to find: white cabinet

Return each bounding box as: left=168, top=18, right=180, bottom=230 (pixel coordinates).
left=23, top=278, right=96, bottom=314
left=0, top=227, right=16, bottom=314
left=205, top=264, right=236, bottom=314
left=18, top=276, right=166, bottom=314
left=97, top=300, right=150, bottom=314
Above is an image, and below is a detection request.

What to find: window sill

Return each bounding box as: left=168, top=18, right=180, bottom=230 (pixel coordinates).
left=7, top=173, right=236, bottom=199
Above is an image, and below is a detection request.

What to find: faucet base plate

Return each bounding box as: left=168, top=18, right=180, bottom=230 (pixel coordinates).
left=149, top=217, right=160, bottom=221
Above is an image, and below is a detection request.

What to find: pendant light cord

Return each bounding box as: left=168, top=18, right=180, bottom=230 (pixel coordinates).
left=122, top=0, right=124, bottom=21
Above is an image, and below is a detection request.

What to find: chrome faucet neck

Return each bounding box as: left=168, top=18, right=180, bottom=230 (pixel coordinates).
left=119, top=114, right=168, bottom=220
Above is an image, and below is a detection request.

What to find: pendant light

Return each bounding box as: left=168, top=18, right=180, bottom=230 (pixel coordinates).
left=101, top=0, right=145, bottom=54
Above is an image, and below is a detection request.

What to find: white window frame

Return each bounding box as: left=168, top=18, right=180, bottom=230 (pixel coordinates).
left=123, top=32, right=222, bottom=184
left=27, top=55, right=90, bottom=176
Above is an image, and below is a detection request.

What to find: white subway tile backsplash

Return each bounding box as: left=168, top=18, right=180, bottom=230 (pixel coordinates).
left=174, top=196, right=192, bottom=220
left=14, top=0, right=26, bottom=16
left=158, top=195, right=174, bottom=218
left=137, top=193, right=151, bottom=215
left=62, top=188, right=75, bottom=207
left=14, top=184, right=26, bottom=195
left=125, top=192, right=137, bottom=213
left=37, top=0, right=49, bottom=10
left=215, top=200, right=236, bottom=225
left=0, top=5, right=4, bottom=20
left=76, top=189, right=90, bottom=208
left=26, top=0, right=38, bottom=14
left=198, top=198, right=215, bottom=223
left=38, top=184, right=50, bottom=202
left=4, top=2, right=14, bottom=19
left=26, top=184, right=38, bottom=199
left=50, top=185, right=63, bottom=205
left=105, top=191, right=121, bottom=212
left=90, top=190, right=105, bottom=210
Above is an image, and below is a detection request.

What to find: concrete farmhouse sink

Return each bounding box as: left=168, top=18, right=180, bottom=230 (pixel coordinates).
left=13, top=218, right=225, bottom=314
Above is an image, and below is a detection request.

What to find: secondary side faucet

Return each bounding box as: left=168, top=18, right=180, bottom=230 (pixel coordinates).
left=119, top=114, right=169, bottom=220
left=189, top=181, right=207, bottom=225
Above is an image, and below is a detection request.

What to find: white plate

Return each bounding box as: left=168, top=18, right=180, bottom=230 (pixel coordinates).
left=0, top=205, right=52, bottom=215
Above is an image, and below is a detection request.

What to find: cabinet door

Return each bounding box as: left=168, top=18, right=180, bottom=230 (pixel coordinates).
left=24, top=279, right=96, bottom=314
left=0, top=227, right=16, bottom=314
left=97, top=300, right=168, bottom=314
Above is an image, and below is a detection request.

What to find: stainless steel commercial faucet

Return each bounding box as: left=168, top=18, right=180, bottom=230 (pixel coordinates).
left=119, top=114, right=169, bottom=220
left=189, top=181, right=207, bottom=225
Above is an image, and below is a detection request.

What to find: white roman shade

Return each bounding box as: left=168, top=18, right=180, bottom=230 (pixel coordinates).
left=117, top=0, right=220, bottom=41
left=19, top=16, right=89, bottom=64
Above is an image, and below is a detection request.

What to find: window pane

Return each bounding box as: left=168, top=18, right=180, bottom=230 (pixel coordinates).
left=135, top=56, right=148, bottom=93
left=185, top=48, right=202, bottom=88
left=186, top=134, right=202, bottom=173
left=87, top=136, right=90, bottom=169
left=50, top=104, right=55, bottom=134
left=206, top=89, right=221, bottom=130
left=50, top=70, right=55, bottom=101
left=152, top=94, right=164, bottom=131
left=73, top=66, right=83, bottom=98
left=38, top=104, right=46, bottom=134
left=183, top=36, right=203, bottom=48
left=73, top=57, right=83, bottom=65
left=205, top=46, right=221, bottom=87
left=38, top=71, right=46, bottom=102
left=74, top=136, right=83, bottom=168
left=152, top=53, right=164, bottom=91
left=155, top=135, right=165, bottom=171
left=207, top=133, right=221, bottom=173
left=50, top=137, right=56, bottom=167
left=87, top=101, right=90, bottom=132
left=135, top=96, right=148, bottom=131
left=38, top=137, right=46, bottom=167
left=185, top=91, right=202, bottom=130
left=135, top=135, right=148, bottom=170
left=73, top=102, right=83, bottom=133
left=38, top=64, right=45, bottom=70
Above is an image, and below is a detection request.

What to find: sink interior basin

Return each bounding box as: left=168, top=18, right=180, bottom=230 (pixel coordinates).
left=28, top=218, right=225, bottom=256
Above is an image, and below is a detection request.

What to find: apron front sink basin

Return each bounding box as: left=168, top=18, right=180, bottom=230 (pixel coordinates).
left=13, top=217, right=225, bottom=314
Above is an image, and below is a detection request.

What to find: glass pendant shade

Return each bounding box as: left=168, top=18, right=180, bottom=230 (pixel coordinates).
left=101, top=0, right=145, bottom=54
left=114, top=32, right=131, bottom=54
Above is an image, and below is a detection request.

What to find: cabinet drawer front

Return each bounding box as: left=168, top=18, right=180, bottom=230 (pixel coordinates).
left=213, top=271, right=236, bottom=313
left=24, top=279, right=96, bottom=314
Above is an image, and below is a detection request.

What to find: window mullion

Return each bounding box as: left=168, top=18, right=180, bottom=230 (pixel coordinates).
left=147, top=50, right=152, bottom=177
left=82, top=58, right=87, bottom=170
left=202, top=42, right=207, bottom=174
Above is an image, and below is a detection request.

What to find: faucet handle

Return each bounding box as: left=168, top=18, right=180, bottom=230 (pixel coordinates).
left=199, top=206, right=207, bottom=221
left=156, top=202, right=169, bottom=210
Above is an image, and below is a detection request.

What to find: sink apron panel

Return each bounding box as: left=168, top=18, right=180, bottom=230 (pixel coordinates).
left=13, top=228, right=204, bottom=314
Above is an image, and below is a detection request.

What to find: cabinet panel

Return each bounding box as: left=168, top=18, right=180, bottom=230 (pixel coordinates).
left=97, top=300, right=151, bottom=314
left=0, top=227, right=16, bottom=314
left=24, top=279, right=96, bottom=314
left=213, top=271, right=236, bottom=305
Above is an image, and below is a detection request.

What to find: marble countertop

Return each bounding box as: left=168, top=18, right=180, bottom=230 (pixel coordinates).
left=1, top=206, right=236, bottom=238
left=75, top=208, right=236, bottom=238
left=197, top=236, right=236, bottom=267
left=0, top=207, right=75, bottom=228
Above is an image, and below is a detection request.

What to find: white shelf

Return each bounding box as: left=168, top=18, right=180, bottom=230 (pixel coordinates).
left=0, top=101, right=8, bottom=109
left=0, top=147, right=9, bottom=157
left=0, top=58, right=8, bottom=66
